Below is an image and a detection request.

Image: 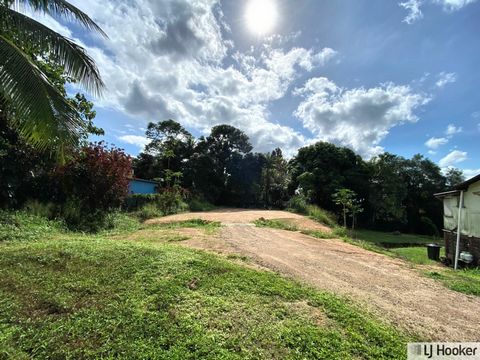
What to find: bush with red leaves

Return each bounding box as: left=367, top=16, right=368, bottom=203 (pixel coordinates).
left=57, top=142, right=132, bottom=230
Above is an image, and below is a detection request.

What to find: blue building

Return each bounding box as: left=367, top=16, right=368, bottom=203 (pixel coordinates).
left=128, top=178, right=159, bottom=194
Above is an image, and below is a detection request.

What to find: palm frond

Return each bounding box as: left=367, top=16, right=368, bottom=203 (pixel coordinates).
left=0, top=35, right=84, bottom=153
left=10, top=0, right=107, bottom=38
left=1, top=6, right=105, bottom=96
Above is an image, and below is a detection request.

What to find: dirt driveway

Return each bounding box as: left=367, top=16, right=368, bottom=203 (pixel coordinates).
left=149, top=209, right=480, bottom=341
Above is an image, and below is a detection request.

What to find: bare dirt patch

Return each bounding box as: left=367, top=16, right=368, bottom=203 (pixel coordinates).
left=145, top=209, right=331, bottom=232
left=148, top=209, right=480, bottom=341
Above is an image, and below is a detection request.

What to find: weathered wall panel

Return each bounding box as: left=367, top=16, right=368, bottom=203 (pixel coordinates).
left=441, top=181, right=480, bottom=238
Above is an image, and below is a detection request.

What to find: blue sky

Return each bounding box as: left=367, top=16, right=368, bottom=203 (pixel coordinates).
left=32, top=0, right=480, bottom=177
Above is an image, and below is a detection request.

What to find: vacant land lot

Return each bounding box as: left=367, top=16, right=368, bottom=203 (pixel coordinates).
left=0, top=214, right=409, bottom=359
left=2, top=209, right=479, bottom=359
left=158, top=209, right=480, bottom=341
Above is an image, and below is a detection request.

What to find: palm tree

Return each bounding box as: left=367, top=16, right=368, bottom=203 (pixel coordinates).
left=0, top=0, right=107, bottom=155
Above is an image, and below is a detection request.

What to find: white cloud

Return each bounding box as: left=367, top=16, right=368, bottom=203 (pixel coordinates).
left=462, top=168, right=480, bottom=179
left=294, top=77, right=430, bottom=158
left=313, top=47, right=338, bottom=66
left=400, top=0, right=477, bottom=23
left=400, top=0, right=423, bottom=24
left=434, top=0, right=478, bottom=11
left=439, top=150, right=468, bottom=167
left=425, top=137, right=448, bottom=149
left=436, top=72, right=457, bottom=88
left=445, top=123, right=462, bottom=136
left=117, top=135, right=149, bottom=149
left=31, top=0, right=339, bottom=156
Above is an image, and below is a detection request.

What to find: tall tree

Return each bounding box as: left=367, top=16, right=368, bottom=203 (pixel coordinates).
left=403, top=154, right=445, bottom=233
left=135, top=119, right=194, bottom=184
left=0, top=0, right=106, bottom=153
left=368, top=153, right=408, bottom=228
left=260, top=148, right=289, bottom=208
left=289, top=142, right=369, bottom=211
left=204, top=125, right=252, bottom=203
left=445, top=167, right=465, bottom=188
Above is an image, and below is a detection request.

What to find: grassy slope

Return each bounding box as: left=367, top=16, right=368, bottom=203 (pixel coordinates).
left=0, top=214, right=412, bottom=359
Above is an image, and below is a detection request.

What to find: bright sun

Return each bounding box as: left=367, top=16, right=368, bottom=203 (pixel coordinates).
left=245, top=0, right=278, bottom=36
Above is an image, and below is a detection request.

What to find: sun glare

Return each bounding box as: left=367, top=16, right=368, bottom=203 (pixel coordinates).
left=245, top=0, right=278, bottom=36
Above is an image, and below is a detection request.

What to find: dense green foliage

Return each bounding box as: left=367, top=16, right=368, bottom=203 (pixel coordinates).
left=0, top=0, right=106, bottom=153
left=287, top=195, right=338, bottom=228
left=133, top=119, right=455, bottom=234
left=0, top=216, right=412, bottom=358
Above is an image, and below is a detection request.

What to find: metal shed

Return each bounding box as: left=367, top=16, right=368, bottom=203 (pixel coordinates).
left=435, top=174, right=480, bottom=267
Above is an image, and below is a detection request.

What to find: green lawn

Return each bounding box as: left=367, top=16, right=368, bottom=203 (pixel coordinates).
left=0, top=213, right=413, bottom=359
left=389, top=247, right=445, bottom=265
left=352, top=229, right=438, bottom=246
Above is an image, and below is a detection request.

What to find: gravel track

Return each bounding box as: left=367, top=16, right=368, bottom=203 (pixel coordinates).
left=151, top=209, right=480, bottom=341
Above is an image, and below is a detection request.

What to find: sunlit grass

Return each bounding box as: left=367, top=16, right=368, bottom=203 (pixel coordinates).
left=0, top=212, right=413, bottom=358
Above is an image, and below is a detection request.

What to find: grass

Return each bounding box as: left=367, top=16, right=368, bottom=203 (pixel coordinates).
left=287, top=197, right=337, bottom=228
left=188, top=198, right=216, bottom=212
left=253, top=218, right=298, bottom=231
left=305, top=205, right=337, bottom=228
left=352, top=229, right=438, bottom=246
left=389, top=247, right=446, bottom=265
left=0, top=213, right=414, bottom=359
left=0, top=211, right=65, bottom=242
left=427, top=269, right=480, bottom=296
left=147, top=219, right=221, bottom=235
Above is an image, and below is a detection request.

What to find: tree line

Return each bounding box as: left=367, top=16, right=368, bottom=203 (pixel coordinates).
left=133, top=119, right=465, bottom=236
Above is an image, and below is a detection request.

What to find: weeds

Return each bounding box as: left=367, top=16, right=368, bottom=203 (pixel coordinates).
left=253, top=218, right=298, bottom=231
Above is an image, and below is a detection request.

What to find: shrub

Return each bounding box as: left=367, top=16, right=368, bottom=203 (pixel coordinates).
left=127, top=189, right=188, bottom=220
left=287, top=194, right=309, bottom=214
left=135, top=203, right=162, bottom=222
left=23, top=200, right=57, bottom=219
left=306, top=205, right=337, bottom=228
left=287, top=195, right=337, bottom=228
left=56, top=142, right=132, bottom=231
left=419, top=216, right=439, bottom=237
left=156, top=186, right=188, bottom=215
left=188, top=197, right=216, bottom=212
